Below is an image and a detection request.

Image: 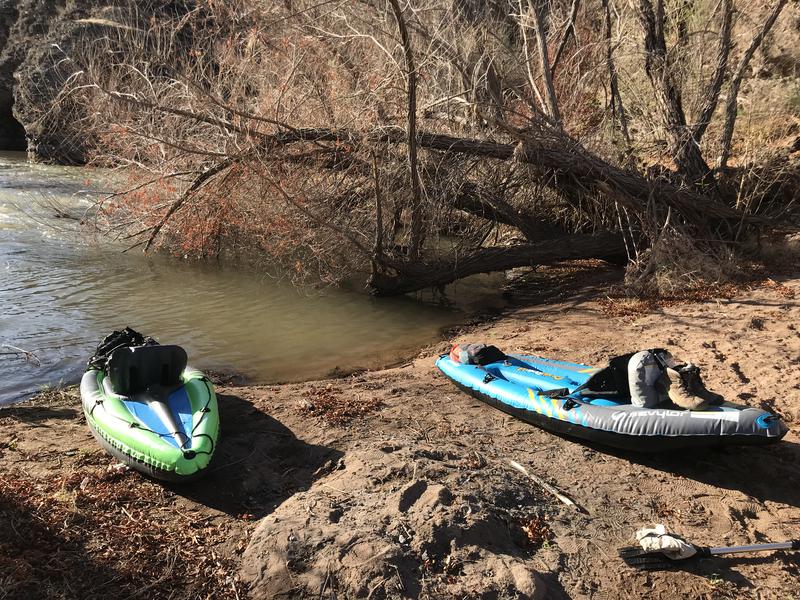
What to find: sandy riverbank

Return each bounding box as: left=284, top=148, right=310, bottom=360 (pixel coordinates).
left=2, top=272, right=799, bottom=599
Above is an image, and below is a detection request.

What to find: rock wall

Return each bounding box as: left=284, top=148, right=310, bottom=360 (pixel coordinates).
left=0, top=0, right=198, bottom=164
left=0, top=0, right=108, bottom=162
left=0, top=0, right=26, bottom=150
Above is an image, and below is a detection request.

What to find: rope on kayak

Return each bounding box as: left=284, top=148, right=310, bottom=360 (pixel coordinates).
left=505, top=354, right=544, bottom=372
left=190, top=433, right=215, bottom=456
left=189, top=377, right=215, bottom=439
left=92, top=405, right=190, bottom=445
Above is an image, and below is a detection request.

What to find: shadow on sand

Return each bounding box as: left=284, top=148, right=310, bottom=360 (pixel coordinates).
left=168, top=391, right=343, bottom=518
left=605, top=438, right=800, bottom=508
left=0, top=391, right=340, bottom=599
left=0, top=404, right=78, bottom=423
left=632, top=548, right=800, bottom=593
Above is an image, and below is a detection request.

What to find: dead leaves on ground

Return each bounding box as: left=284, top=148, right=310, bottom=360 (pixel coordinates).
left=0, top=466, right=245, bottom=600
left=599, top=277, right=795, bottom=317
left=297, top=384, right=383, bottom=425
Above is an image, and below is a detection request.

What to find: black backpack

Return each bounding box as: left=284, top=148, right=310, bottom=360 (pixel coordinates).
left=449, top=343, right=507, bottom=366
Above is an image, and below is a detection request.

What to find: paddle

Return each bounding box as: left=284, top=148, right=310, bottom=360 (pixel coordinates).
left=620, top=539, right=800, bottom=571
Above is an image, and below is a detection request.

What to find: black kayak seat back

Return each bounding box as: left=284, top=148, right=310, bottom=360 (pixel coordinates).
left=582, top=351, right=636, bottom=399
left=107, top=345, right=188, bottom=396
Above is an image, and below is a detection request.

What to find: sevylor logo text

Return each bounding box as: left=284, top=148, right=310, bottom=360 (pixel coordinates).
left=611, top=409, right=684, bottom=421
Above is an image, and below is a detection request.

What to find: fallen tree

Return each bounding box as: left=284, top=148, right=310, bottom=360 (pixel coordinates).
left=50, top=0, right=798, bottom=296
left=369, top=233, right=627, bottom=295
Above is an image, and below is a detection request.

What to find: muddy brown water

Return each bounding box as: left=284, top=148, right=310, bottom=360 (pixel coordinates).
left=0, top=151, right=503, bottom=404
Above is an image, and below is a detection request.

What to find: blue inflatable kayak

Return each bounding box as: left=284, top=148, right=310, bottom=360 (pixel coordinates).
left=436, top=352, right=787, bottom=452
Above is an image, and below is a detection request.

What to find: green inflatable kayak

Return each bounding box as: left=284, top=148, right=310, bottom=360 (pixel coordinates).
left=80, top=330, right=219, bottom=481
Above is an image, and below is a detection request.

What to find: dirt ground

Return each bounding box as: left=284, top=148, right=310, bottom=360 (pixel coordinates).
left=2, top=270, right=800, bottom=599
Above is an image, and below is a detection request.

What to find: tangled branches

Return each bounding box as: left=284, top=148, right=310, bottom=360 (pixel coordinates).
left=40, top=0, right=798, bottom=295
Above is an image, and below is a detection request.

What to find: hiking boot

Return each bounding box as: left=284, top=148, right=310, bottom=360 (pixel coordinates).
left=665, top=367, right=708, bottom=409
left=681, top=364, right=725, bottom=406
left=666, top=364, right=725, bottom=409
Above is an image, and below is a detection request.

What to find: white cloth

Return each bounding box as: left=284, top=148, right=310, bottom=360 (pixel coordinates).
left=635, top=524, right=697, bottom=560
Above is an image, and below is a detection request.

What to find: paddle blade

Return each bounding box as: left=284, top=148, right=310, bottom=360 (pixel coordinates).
left=619, top=546, right=680, bottom=571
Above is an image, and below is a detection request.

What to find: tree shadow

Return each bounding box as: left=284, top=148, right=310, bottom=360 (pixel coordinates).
left=167, top=391, right=343, bottom=518
left=647, top=550, right=799, bottom=591
left=603, top=439, right=800, bottom=508
left=0, top=488, right=133, bottom=600
left=502, top=262, right=624, bottom=307
left=536, top=570, right=574, bottom=600
left=0, top=392, right=339, bottom=599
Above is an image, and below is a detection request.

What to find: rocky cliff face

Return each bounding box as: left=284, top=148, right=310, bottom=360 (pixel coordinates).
left=0, top=0, right=114, bottom=163
left=0, top=0, right=26, bottom=151
left=0, top=0, right=196, bottom=164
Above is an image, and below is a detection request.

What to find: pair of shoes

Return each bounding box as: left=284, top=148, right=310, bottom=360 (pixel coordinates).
left=683, top=364, right=725, bottom=405
left=665, top=364, right=724, bottom=410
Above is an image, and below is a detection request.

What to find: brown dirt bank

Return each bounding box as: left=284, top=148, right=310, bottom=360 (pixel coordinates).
left=2, top=273, right=800, bottom=599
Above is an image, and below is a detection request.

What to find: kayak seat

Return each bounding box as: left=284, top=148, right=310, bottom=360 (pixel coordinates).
left=579, top=352, right=634, bottom=402
left=107, top=345, right=188, bottom=396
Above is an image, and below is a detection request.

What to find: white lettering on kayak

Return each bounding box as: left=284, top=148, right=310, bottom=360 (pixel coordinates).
left=610, top=409, right=741, bottom=423
left=689, top=411, right=741, bottom=423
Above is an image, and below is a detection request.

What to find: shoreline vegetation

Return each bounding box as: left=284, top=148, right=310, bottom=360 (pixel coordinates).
left=1, top=0, right=799, bottom=297
left=3, top=272, right=800, bottom=598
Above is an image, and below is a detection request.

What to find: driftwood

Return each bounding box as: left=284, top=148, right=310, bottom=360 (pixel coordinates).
left=508, top=460, right=584, bottom=513
left=1, top=344, right=41, bottom=366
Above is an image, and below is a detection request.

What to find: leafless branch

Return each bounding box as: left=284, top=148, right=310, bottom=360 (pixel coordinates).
left=716, top=0, right=789, bottom=170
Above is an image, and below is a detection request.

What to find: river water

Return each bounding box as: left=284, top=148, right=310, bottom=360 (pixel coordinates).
left=0, top=151, right=490, bottom=404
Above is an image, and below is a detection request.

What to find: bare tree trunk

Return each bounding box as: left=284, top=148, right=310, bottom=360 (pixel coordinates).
left=551, top=0, right=581, bottom=75
left=602, top=0, right=631, bottom=148
left=524, top=0, right=562, bottom=124
left=691, top=0, right=733, bottom=144
left=388, top=0, right=425, bottom=258
left=370, top=233, right=627, bottom=295
left=518, top=0, right=548, bottom=112
left=716, top=0, right=788, bottom=171
left=371, top=151, right=384, bottom=278
left=636, top=0, right=709, bottom=181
